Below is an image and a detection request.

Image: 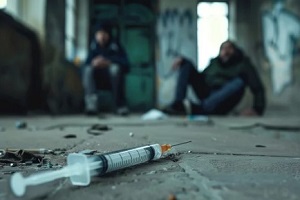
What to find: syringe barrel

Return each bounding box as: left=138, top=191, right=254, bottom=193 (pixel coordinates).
left=92, top=144, right=162, bottom=175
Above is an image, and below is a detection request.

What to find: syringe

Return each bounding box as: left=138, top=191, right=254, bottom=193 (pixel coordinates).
left=10, top=141, right=191, bottom=197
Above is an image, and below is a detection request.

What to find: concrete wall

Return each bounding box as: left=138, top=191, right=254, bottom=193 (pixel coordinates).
left=5, top=0, right=46, bottom=41
left=156, top=0, right=198, bottom=108
left=234, top=0, right=300, bottom=115
left=156, top=0, right=300, bottom=115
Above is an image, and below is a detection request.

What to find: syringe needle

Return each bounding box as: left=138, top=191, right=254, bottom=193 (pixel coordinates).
left=171, top=141, right=192, bottom=147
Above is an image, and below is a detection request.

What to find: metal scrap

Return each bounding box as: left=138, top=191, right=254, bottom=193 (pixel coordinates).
left=0, top=150, right=43, bottom=165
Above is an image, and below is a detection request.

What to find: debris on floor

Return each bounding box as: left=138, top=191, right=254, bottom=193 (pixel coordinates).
left=142, top=109, right=168, bottom=120
left=15, top=121, right=27, bottom=129
left=9, top=141, right=189, bottom=197
left=0, top=149, right=43, bottom=165
left=87, top=124, right=111, bottom=135
left=229, top=122, right=300, bottom=131
left=63, top=134, right=77, bottom=139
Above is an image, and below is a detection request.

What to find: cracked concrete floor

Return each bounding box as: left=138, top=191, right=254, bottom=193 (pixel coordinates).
left=0, top=115, right=300, bottom=200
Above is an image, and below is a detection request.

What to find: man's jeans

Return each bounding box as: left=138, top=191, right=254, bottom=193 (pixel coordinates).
left=175, top=60, right=245, bottom=115
left=82, top=64, right=126, bottom=109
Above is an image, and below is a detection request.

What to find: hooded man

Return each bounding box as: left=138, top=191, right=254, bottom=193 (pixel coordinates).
left=83, top=23, right=130, bottom=115
left=165, top=40, right=266, bottom=116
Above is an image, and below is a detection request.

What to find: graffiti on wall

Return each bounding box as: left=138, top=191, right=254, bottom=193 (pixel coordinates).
left=262, top=0, right=300, bottom=94
left=157, top=7, right=197, bottom=107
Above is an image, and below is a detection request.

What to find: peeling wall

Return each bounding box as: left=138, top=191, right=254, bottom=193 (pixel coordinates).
left=156, top=0, right=300, bottom=115
left=156, top=0, right=198, bottom=108
left=234, top=0, right=300, bottom=115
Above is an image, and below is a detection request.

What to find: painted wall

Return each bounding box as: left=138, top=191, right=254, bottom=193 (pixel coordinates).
left=234, top=0, right=300, bottom=115
left=156, top=0, right=198, bottom=108
left=156, top=0, right=300, bottom=114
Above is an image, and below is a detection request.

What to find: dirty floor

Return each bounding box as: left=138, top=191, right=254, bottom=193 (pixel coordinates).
left=0, top=115, right=300, bottom=200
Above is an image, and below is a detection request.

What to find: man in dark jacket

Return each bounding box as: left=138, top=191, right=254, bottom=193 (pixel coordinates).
left=165, top=40, right=266, bottom=116
left=83, top=23, right=130, bottom=115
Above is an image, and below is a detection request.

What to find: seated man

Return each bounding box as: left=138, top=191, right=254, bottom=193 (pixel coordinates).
left=83, top=23, right=130, bottom=115
left=165, top=40, right=266, bottom=116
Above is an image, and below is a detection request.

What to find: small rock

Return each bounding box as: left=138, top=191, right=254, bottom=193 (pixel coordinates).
left=10, top=163, right=17, bottom=167
left=129, top=132, right=134, bottom=137
left=64, top=134, right=77, bottom=139
left=3, top=171, right=14, bottom=174
left=47, top=163, right=53, bottom=168
left=188, top=150, right=192, bottom=153
left=163, top=167, right=168, bottom=171
left=15, top=121, right=27, bottom=129
left=147, top=171, right=156, bottom=175
left=37, top=164, right=42, bottom=167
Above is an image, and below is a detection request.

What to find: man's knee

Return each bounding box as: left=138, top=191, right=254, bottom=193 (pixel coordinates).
left=83, top=66, right=94, bottom=79
left=109, top=64, right=121, bottom=76
left=228, top=77, right=245, bottom=92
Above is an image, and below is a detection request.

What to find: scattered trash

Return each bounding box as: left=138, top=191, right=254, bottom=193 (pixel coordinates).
left=163, top=167, right=168, bottom=171
left=51, top=148, right=67, bottom=155
left=87, top=124, right=111, bottom=135
left=0, top=150, right=43, bottom=165
left=64, top=134, right=77, bottom=139
left=255, top=145, right=266, bottom=148
left=167, top=154, right=179, bottom=162
left=129, top=132, right=134, bottom=137
left=5, top=148, right=53, bottom=154
left=3, top=171, right=14, bottom=175
left=111, top=186, right=116, bottom=190
left=10, top=163, right=17, bottom=167
left=0, top=150, right=5, bottom=157
left=211, top=137, right=217, bottom=141
left=187, top=150, right=192, bottom=153
left=47, top=162, right=53, bottom=168
left=147, top=170, right=156, bottom=175
left=11, top=141, right=191, bottom=197
left=230, top=123, right=300, bottom=131
left=141, top=109, right=168, bottom=120
left=79, top=149, right=97, bottom=155
left=15, top=121, right=27, bottom=129
left=87, top=131, right=102, bottom=136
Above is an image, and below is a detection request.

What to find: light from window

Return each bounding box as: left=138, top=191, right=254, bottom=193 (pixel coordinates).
left=65, top=0, right=76, bottom=61
left=197, top=2, right=229, bottom=71
left=0, top=0, right=7, bottom=9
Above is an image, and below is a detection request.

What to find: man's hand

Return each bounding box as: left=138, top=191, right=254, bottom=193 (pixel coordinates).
left=92, top=56, right=111, bottom=68
left=172, top=57, right=183, bottom=70
left=240, top=108, right=258, bottom=116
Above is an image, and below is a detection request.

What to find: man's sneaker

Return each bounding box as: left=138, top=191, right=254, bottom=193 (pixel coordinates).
left=85, top=94, right=98, bottom=115
left=163, top=101, right=186, bottom=115
left=116, top=106, right=129, bottom=116
left=163, top=100, right=194, bottom=115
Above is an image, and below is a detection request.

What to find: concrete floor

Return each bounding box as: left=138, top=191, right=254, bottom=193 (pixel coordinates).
left=0, top=115, right=300, bottom=200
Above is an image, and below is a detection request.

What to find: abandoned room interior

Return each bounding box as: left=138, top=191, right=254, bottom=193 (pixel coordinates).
left=0, top=0, right=300, bottom=199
